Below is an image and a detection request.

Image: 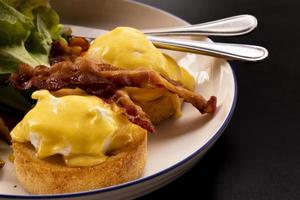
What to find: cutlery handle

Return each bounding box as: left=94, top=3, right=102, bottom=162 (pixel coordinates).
left=148, top=36, right=268, bottom=62
left=143, top=15, right=257, bottom=36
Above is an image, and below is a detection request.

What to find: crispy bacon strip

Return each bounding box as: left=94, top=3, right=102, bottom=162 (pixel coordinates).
left=112, top=90, right=155, bottom=133
left=10, top=58, right=217, bottom=114
left=96, top=69, right=217, bottom=113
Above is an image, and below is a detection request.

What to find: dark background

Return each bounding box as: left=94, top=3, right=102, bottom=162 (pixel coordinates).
left=136, top=0, right=300, bottom=199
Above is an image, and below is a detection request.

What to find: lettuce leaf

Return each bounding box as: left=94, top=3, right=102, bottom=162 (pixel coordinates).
left=0, top=0, right=63, bottom=112
left=8, top=0, right=49, bottom=19
left=26, top=7, right=63, bottom=55
left=0, top=0, right=62, bottom=74
left=0, top=0, right=32, bottom=46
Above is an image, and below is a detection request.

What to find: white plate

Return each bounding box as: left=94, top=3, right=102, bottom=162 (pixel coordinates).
left=0, top=0, right=237, bottom=199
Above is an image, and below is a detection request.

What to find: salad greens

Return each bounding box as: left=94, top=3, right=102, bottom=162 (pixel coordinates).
left=0, top=0, right=63, bottom=74
left=0, top=0, right=63, bottom=112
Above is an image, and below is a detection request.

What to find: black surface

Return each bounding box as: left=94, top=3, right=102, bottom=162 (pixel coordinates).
left=136, top=0, right=300, bottom=199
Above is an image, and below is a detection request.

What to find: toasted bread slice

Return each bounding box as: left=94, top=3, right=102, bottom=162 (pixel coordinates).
left=12, top=132, right=147, bottom=194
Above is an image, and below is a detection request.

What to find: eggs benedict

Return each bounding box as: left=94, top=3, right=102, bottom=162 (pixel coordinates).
left=11, top=89, right=147, bottom=194
left=85, top=27, right=197, bottom=123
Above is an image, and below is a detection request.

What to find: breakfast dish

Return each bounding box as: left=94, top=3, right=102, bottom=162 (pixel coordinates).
left=0, top=0, right=236, bottom=198
left=11, top=90, right=147, bottom=194
left=0, top=0, right=216, bottom=194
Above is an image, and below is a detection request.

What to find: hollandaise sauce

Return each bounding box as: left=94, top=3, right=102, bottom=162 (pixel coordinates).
left=11, top=90, right=142, bottom=167
left=86, top=27, right=195, bottom=90
left=85, top=27, right=195, bottom=117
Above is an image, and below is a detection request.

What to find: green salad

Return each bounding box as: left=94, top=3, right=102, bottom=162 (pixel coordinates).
left=0, top=0, right=63, bottom=112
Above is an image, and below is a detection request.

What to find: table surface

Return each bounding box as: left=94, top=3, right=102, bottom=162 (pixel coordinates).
left=136, top=0, right=300, bottom=199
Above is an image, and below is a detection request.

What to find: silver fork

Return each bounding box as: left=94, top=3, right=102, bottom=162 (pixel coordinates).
left=142, top=15, right=257, bottom=36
